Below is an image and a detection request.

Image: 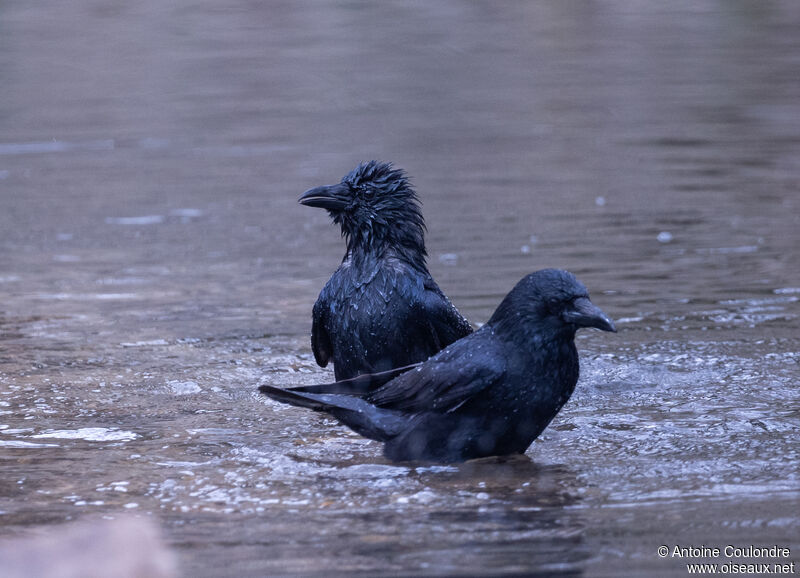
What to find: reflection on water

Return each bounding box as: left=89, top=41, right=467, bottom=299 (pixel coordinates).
left=1, top=0, right=799, bottom=576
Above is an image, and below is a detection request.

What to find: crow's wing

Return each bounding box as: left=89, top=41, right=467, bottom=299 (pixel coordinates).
left=366, top=330, right=506, bottom=413
left=288, top=363, right=421, bottom=395
left=420, top=277, right=473, bottom=349
left=311, top=292, right=333, bottom=368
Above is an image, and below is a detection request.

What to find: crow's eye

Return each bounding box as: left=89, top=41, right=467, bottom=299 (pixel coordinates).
left=545, top=299, right=566, bottom=316
left=551, top=296, right=579, bottom=315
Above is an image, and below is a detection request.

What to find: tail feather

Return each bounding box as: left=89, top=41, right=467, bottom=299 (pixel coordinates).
left=258, top=385, right=333, bottom=411
left=258, top=385, right=409, bottom=442
left=288, top=363, right=420, bottom=395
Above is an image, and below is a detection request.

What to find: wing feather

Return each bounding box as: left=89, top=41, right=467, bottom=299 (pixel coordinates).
left=366, top=330, right=505, bottom=413
left=420, top=278, right=473, bottom=349
left=311, top=293, right=333, bottom=367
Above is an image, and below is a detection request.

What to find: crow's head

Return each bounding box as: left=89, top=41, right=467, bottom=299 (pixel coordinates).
left=299, top=161, right=426, bottom=257
left=490, top=269, right=616, bottom=337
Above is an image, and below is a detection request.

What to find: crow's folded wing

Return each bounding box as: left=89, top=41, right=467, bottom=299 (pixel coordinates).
left=288, top=363, right=421, bottom=395
left=311, top=294, right=333, bottom=367
left=366, top=330, right=506, bottom=413
left=420, top=278, right=473, bottom=350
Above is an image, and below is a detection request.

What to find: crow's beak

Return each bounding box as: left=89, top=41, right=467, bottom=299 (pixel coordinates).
left=562, top=297, right=617, bottom=332
left=299, top=184, right=350, bottom=211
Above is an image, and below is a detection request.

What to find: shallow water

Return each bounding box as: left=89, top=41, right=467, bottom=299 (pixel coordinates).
left=1, top=1, right=799, bottom=576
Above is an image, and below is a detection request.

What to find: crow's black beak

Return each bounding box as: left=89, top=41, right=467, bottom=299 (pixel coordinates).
left=562, top=297, right=617, bottom=332
left=299, top=184, right=350, bottom=211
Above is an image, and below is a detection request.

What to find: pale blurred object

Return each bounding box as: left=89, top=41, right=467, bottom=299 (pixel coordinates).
left=0, top=517, right=178, bottom=578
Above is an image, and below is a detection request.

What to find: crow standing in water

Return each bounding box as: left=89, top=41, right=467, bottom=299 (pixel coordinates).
left=261, top=269, right=616, bottom=462
left=298, top=161, right=472, bottom=390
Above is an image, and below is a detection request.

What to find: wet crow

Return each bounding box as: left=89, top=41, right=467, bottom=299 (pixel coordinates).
left=298, top=161, right=472, bottom=390
left=261, top=269, right=616, bottom=462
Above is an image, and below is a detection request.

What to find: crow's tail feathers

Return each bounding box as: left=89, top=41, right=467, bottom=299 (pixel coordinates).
left=258, top=385, right=409, bottom=442
left=259, top=385, right=333, bottom=411
left=287, top=363, right=420, bottom=395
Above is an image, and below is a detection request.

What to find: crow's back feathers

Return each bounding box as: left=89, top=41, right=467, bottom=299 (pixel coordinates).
left=311, top=258, right=469, bottom=382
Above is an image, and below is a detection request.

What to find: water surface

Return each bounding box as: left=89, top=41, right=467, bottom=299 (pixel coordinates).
left=1, top=1, right=799, bottom=576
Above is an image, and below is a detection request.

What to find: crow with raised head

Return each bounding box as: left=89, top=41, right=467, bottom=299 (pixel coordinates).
left=298, top=161, right=472, bottom=391
left=261, top=269, right=616, bottom=462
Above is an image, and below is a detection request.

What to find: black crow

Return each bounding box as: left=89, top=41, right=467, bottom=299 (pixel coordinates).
left=260, top=269, right=616, bottom=462
left=298, top=161, right=472, bottom=390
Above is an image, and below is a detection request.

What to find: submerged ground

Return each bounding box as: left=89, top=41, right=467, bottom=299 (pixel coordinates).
left=1, top=1, right=799, bottom=576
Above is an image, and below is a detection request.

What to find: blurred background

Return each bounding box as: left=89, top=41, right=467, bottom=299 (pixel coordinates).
left=1, top=1, right=798, bottom=576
